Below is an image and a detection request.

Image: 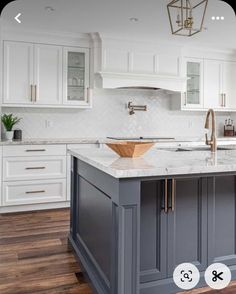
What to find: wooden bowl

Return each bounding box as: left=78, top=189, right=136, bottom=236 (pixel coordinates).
left=106, top=141, right=154, bottom=158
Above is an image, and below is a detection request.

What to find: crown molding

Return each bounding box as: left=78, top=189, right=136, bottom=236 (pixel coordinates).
left=1, top=26, right=90, bottom=47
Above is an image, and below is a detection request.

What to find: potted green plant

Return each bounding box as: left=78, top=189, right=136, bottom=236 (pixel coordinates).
left=1, top=114, right=21, bottom=141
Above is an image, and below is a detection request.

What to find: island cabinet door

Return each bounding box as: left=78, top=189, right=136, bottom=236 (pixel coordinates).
left=208, top=175, right=236, bottom=266
left=140, top=181, right=168, bottom=283
left=167, top=177, right=208, bottom=276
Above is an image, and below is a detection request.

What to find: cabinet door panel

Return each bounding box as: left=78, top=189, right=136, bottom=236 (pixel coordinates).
left=208, top=176, right=236, bottom=266
left=168, top=177, right=208, bottom=275
left=223, top=61, right=236, bottom=109
left=204, top=60, right=222, bottom=109
left=63, top=47, right=90, bottom=106
left=3, top=41, right=34, bottom=104
left=34, top=44, right=62, bottom=105
left=183, top=58, right=204, bottom=109
left=140, top=181, right=168, bottom=282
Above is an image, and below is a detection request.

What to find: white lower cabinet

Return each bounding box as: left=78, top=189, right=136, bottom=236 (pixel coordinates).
left=3, top=156, right=66, bottom=181
left=1, top=143, right=99, bottom=211
left=3, top=179, right=66, bottom=206
left=3, top=144, right=66, bottom=157
left=2, top=144, right=67, bottom=208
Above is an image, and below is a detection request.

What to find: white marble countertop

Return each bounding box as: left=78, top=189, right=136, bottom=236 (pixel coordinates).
left=1, top=136, right=236, bottom=146
left=69, top=146, right=236, bottom=178
left=0, top=138, right=101, bottom=145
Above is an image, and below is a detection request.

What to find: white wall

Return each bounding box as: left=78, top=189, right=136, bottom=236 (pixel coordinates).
left=2, top=89, right=232, bottom=140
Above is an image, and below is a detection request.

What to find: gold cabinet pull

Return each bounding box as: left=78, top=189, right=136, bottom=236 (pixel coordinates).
left=25, top=190, right=45, bottom=194
left=164, top=179, right=168, bottom=213
left=221, top=94, right=224, bottom=107
left=34, top=85, right=37, bottom=102
left=184, top=92, right=187, bottom=106
left=86, top=87, right=90, bottom=103
left=171, top=178, right=175, bottom=212
left=25, top=149, right=46, bottom=152
left=30, top=85, right=33, bottom=102
left=25, top=167, right=46, bottom=170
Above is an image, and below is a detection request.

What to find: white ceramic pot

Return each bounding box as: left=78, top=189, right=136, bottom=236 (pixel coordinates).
left=5, top=131, right=14, bottom=141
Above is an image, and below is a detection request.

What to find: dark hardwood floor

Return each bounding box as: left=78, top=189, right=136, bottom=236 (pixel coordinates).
left=0, top=208, right=92, bottom=294
left=0, top=208, right=236, bottom=294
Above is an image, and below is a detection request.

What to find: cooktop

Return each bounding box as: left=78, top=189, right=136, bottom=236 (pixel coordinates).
left=107, top=136, right=175, bottom=140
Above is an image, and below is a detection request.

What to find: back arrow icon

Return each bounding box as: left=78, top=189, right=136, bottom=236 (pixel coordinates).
left=15, top=13, right=21, bottom=24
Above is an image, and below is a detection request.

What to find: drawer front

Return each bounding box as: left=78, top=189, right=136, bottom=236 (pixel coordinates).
left=3, top=156, right=66, bottom=181
left=3, top=179, right=66, bottom=206
left=3, top=144, right=66, bottom=157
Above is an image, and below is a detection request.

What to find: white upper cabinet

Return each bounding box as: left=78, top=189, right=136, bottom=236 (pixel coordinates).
left=63, top=47, right=91, bottom=107
left=3, top=41, right=34, bottom=104
left=34, top=44, right=63, bottom=105
left=204, top=59, right=223, bottom=109
left=2, top=41, right=91, bottom=108
left=182, top=58, right=204, bottom=109
left=178, top=56, right=236, bottom=111
left=222, top=61, right=236, bottom=109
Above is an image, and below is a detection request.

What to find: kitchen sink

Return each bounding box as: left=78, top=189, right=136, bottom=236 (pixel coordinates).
left=168, top=146, right=235, bottom=152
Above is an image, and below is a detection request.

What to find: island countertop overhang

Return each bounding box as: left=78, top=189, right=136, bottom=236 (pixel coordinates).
left=69, top=147, right=236, bottom=178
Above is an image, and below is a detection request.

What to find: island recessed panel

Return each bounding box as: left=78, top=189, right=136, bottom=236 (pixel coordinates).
left=77, top=176, right=112, bottom=282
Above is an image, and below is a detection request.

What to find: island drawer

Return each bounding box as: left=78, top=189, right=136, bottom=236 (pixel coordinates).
left=3, top=156, right=66, bottom=181
left=3, top=179, right=66, bottom=206
left=3, top=144, right=66, bottom=157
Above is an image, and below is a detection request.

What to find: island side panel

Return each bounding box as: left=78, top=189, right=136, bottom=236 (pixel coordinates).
left=69, top=157, right=118, bottom=294
left=69, top=157, right=142, bottom=294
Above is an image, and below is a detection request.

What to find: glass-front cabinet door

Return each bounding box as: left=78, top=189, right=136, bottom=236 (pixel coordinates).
left=63, top=47, right=91, bottom=107
left=182, top=58, right=203, bottom=109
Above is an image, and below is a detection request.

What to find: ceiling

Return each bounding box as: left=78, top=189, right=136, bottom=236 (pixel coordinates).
left=1, top=0, right=236, bottom=49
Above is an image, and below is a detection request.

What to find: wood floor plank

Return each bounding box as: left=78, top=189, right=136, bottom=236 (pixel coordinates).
left=0, top=273, right=79, bottom=294
left=0, top=238, right=62, bottom=253
left=0, top=231, right=69, bottom=245
left=0, top=252, right=18, bottom=263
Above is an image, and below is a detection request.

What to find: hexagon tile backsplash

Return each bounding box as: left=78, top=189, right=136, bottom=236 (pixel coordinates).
left=2, top=89, right=232, bottom=139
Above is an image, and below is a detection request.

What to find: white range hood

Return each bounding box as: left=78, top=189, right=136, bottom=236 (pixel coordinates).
left=92, top=34, right=187, bottom=93
left=96, top=71, right=187, bottom=92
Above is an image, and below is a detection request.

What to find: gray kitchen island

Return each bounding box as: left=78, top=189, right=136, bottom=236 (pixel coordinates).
left=68, top=147, right=236, bottom=294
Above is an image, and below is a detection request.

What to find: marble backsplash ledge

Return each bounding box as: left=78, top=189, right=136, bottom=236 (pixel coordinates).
left=1, top=89, right=233, bottom=140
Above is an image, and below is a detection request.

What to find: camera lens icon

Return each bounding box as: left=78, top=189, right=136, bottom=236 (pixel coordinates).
left=173, top=263, right=200, bottom=290
left=181, top=271, right=192, bottom=282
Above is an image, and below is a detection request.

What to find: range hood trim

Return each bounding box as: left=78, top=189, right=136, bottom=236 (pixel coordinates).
left=96, top=71, right=187, bottom=92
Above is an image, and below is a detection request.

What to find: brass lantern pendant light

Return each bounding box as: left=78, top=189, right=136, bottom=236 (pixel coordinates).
left=167, top=0, right=208, bottom=37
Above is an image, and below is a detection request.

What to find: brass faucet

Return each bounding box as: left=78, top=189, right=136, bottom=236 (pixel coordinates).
left=204, top=108, right=217, bottom=152
left=127, top=101, right=147, bottom=115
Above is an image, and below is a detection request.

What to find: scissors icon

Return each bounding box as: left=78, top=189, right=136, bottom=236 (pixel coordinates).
left=212, top=270, right=223, bottom=282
